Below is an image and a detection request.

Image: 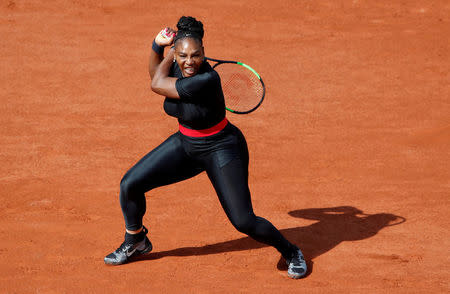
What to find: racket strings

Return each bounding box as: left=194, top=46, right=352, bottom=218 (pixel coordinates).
left=214, top=63, right=264, bottom=113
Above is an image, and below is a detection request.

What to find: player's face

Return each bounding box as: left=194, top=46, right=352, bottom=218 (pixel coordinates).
left=175, top=38, right=205, bottom=78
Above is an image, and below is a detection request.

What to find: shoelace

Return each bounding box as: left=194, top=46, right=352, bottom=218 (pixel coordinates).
left=289, top=261, right=304, bottom=268
left=115, top=227, right=147, bottom=254
left=290, top=253, right=305, bottom=267
left=115, top=241, right=132, bottom=253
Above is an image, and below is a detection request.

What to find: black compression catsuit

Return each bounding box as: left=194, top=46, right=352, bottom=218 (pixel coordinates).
left=119, top=61, right=297, bottom=259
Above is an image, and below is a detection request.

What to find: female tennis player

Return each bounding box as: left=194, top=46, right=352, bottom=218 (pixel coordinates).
left=104, top=16, right=307, bottom=279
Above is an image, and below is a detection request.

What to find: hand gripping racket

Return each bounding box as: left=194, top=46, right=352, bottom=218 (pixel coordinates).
left=206, top=57, right=265, bottom=114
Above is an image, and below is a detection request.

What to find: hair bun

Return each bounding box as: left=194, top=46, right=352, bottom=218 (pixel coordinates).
left=176, top=16, right=204, bottom=40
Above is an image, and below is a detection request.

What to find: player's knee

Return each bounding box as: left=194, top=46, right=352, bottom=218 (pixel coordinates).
left=120, top=173, right=138, bottom=196
left=231, top=214, right=257, bottom=234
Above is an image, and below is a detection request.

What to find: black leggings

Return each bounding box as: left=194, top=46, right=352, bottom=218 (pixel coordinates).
left=119, top=123, right=296, bottom=259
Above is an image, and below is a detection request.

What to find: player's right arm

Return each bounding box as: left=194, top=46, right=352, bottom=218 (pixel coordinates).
left=149, top=28, right=176, bottom=79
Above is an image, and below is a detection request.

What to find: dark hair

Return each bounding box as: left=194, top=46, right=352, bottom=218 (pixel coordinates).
left=174, top=16, right=204, bottom=45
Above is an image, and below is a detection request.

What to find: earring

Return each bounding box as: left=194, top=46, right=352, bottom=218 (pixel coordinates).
left=173, top=58, right=176, bottom=62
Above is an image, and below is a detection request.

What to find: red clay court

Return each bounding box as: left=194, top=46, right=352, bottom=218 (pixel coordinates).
left=0, top=0, right=449, bottom=293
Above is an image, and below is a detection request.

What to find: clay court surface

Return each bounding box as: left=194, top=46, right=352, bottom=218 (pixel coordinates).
left=1, top=0, right=449, bottom=293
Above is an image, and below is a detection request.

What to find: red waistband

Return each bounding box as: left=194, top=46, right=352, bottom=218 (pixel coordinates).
left=179, top=118, right=228, bottom=137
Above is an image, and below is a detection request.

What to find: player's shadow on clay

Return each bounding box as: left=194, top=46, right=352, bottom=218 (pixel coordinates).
left=139, top=206, right=405, bottom=276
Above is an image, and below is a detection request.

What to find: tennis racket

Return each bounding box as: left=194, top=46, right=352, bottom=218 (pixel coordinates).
left=206, top=57, right=265, bottom=114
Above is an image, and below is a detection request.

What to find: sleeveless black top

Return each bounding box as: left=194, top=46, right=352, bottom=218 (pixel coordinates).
left=163, top=61, right=226, bottom=130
